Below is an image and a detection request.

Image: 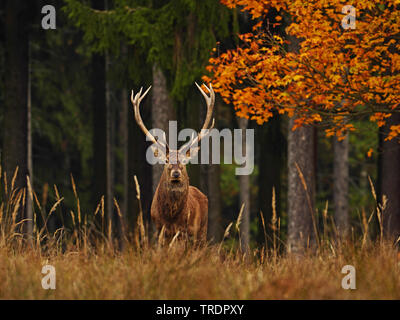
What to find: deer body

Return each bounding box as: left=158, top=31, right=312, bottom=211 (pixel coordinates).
left=151, top=166, right=208, bottom=241
left=131, top=83, right=215, bottom=243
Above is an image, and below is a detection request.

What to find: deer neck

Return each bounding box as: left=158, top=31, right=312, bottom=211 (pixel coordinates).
left=157, top=170, right=189, bottom=218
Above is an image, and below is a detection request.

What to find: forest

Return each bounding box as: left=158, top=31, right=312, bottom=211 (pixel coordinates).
left=0, top=0, right=399, bottom=300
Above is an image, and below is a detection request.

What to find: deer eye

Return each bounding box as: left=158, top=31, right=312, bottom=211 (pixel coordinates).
left=181, top=158, right=189, bottom=165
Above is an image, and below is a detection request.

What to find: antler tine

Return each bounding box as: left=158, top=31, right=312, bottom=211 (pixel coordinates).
left=195, top=82, right=208, bottom=101
left=131, top=86, right=166, bottom=148
left=195, top=82, right=215, bottom=132
left=209, top=118, right=215, bottom=130
left=179, top=83, right=215, bottom=153
left=134, top=86, right=152, bottom=105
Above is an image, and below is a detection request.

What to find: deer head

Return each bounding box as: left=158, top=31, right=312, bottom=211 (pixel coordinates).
left=131, top=83, right=215, bottom=188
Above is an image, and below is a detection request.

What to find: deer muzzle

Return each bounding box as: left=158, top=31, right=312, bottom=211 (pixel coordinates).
left=171, top=170, right=181, bottom=180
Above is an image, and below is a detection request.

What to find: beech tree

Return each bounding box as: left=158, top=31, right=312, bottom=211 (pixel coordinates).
left=206, top=1, right=400, bottom=137
left=205, top=0, right=400, bottom=242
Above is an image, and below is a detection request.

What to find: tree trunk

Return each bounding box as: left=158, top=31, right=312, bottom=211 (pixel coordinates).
left=287, top=118, right=316, bottom=254
left=119, top=87, right=129, bottom=236
left=333, top=135, right=349, bottom=238
left=257, top=115, right=283, bottom=244
left=91, top=54, right=107, bottom=220
left=151, top=63, right=172, bottom=193
left=238, top=117, right=250, bottom=253
left=105, top=50, right=114, bottom=238
left=91, top=1, right=107, bottom=232
left=26, top=39, right=33, bottom=235
left=151, top=64, right=170, bottom=192
left=207, top=163, right=222, bottom=242
left=3, top=0, right=32, bottom=224
left=285, top=16, right=316, bottom=254
left=380, top=113, right=400, bottom=239
left=151, top=63, right=172, bottom=237
left=114, top=43, right=129, bottom=244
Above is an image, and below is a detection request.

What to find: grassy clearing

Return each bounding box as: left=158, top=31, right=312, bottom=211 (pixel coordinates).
left=0, top=169, right=399, bottom=299
left=0, top=241, right=399, bottom=299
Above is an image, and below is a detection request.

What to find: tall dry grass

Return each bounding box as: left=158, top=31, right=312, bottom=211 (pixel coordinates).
left=0, top=168, right=399, bottom=299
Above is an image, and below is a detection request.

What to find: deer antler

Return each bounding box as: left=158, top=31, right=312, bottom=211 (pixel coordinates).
left=179, top=83, right=215, bottom=153
left=131, top=86, right=167, bottom=149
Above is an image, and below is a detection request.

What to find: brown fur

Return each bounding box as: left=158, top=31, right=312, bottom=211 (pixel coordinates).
left=151, top=164, right=208, bottom=242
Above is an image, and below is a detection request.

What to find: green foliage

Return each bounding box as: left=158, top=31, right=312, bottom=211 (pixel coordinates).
left=32, top=31, right=92, bottom=173
left=30, top=8, right=93, bottom=221
left=62, top=0, right=234, bottom=101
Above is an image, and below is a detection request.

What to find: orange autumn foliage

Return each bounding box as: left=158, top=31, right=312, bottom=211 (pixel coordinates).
left=204, top=0, right=400, bottom=139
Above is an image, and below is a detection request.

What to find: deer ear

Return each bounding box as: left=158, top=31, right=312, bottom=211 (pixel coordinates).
left=186, top=146, right=200, bottom=159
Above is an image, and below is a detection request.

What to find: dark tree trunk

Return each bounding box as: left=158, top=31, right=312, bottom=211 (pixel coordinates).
left=105, top=51, right=115, bottom=237
left=151, top=63, right=172, bottom=194
left=118, top=87, right=129, bottom=239
left=26, top=40, right=33, bottom=235
left=3, top=0, right=32, bottom=223
left=91, top=55, right=106, bottom=201
left=91, top=1, right=107, bottom=230
left=287, top=118, right=316, bottom=253
left=333, top=135, right=350, bottom=238
left=207, top=163, right=222, bottom=242
left=380, top=113, right=400, bottom=239
left=150, top=63, right=172, bottom=236
left=257, top=116, right=283, bottom=244
left=238, top=117, right=250, bottom=252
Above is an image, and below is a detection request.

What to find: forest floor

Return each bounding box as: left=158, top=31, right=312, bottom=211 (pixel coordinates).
left=0, top=240, right=399, bottom=299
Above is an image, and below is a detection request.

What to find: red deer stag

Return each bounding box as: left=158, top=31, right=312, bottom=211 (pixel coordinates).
left=131, top=83, right=215, bottom=242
